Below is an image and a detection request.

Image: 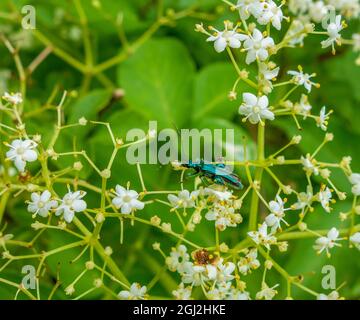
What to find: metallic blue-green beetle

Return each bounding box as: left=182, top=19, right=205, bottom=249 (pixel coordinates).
left=180, top=160, right=244, bottom=190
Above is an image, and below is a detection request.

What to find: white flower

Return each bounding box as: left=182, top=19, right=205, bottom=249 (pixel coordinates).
left=205, top=203, right=242, bottom=231
left=207, top=24, right=247, bottom=53
left=256, top=283, right=279, bottom=300
left=301, top=154, right=319, bottom=176
left=289, top=0, right=311, bottom=15
left=118, top=283, right=147, bottom=300
left=317, top=291, right=341, bottom=300
left=248, top=222, right=277, bottom=250
left=243, top=29, right=275, bottom=64
left=258, top=62, right=280, bottom=81
left=2, top=92, right=23, bottom=105
left=309, top=1, right=329, bottom=23
left=168, top=190, right=198, bottom=209
left=350, top=232, right=360, bottom=250
left=321, top=15, right=343, bottom=53
left=55, top=189, right=87, bottom=223
left=215, top=259, right=236, bottom=283
left=287, top=20, right=307, bottom=47
left=257, top=0, right=285, bottom=30
left=236, top=0, right=262, bottom=20
left=332, top=0, right=360, bottom=18
left=265, top=196, right=289, bottom=232
left=292, top=186, right=314, bottom=211
left=6, top=139, right=38, bottom=172
left=313, top=227, right=342, bottom=256
left=228, top=289, right=251, bottom=300
left=181, top=262, right=207, bottom=286
left=204, top=187, right=232, bottom=202
left=205, top=264, right=218, bottom=281
left=239, top=93, right=274, bottom=125
left=288, top=68, right=317, bottom=93
left=317, top=187, right=333, bottom=213
left=349, top=173, right=360, bottom=196
left=258, top=62, right=280, bottom=93
left=172, top=283, right=192, bottom=300
left=166, top=245, right=190, bottom=273
left=317, top=106, right=331, bottom=131
left=27, top=190, right=58, bottom=218
left=112, top=185, right=144, bottom=214
left=207, top=283, right=231, bottom=300
left=294, top=94, right=312, bottom=118
left=237, top=248, right=260, bottom=275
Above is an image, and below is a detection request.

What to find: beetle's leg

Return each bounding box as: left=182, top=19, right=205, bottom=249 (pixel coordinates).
left=200, top=175, right=210, bottom=187
left=181, top=170, right=200, bottom=185
left=214, top=176, right=226, bottom=186
left=186, top=171, right=201, bottom=179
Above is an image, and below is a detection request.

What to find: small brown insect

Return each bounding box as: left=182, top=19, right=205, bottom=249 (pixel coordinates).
left=18, top=171, right=32, bottom=183
left=192, top=249, right=218, bottom=266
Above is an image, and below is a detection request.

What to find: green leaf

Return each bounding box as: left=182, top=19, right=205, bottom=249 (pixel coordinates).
left=67, top=89, right=113, bottom=137
left=192, top=63, right=239, bottom=121
left=283, top=201, right=357, bottom=299
left=117, top=38, right=195, bottom=128
left=324, top=50, right=360, bottom=101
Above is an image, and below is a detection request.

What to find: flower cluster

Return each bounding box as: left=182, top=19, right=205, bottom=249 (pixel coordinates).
left=167, top=186, right=243, bottom=231
left=27, top=188, right=87, bottom=223
left=165, top=245, right=252, bottom=300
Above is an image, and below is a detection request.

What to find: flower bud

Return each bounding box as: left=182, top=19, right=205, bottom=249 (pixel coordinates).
left=219, top=243, right=229, bottom=253
left=85, top=261, right=95, bottom=270
left=161, top=223, right=172, bottom=233
left=94, top=278, right=103, bottom=288
left=195, top=23, right=206, bottom=33
left=339, top=212, right=348, bottom=221
left=338, top=192, right=346, bottom=201
left=65, top=285, right=75, bottom=296
left=73, top=161, right=83, bottom=171
left=100, top=169, right=111, bottom=179
left=96, top=213, right=105, bottom=223
left=320, top=169, right=331, bottom=179
left=33, top=134, right=42, bottom=143
left=105, top=246, right=113, bottom=256
left=79, top=117, right=87, bottom=126
left=325, top=133, right=334, bottom=142
left=192, top=212, right=202, bottom=224
left=228, top=91, right=237, bottom=101
left=292, top=135, right=302, bottom=144
left=31, top=221, right=45, bottom=230
left=278, top=241, right=288, bottom=252
left=150, top=215, right=161, bottom=226
left=298, top=222, right=307, bottom=231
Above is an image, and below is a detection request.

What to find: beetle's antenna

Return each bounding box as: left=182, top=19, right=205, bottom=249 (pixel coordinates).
left=171, top=122, right=190, bottom=163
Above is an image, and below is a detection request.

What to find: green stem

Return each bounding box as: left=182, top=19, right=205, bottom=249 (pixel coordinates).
left=249, top=124, right=265, bottom=231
